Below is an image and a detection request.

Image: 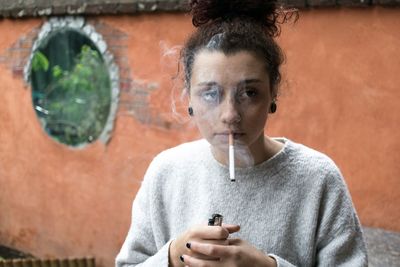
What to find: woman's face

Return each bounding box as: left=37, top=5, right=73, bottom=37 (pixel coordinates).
left=189, top=49, right=273, bottom=155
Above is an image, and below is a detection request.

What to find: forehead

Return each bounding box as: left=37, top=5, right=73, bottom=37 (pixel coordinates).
left=191, top=50, right=268, bottom=85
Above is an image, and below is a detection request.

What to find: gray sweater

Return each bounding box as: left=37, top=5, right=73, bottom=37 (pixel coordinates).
left=116, top=138, right=368, bottom=267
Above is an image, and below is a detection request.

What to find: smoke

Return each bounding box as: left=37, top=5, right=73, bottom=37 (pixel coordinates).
left=211, top=137, right=255, bottom=168
left=159, top=40, right=257, bottom=167
left=159, top=41, right=192, bottom=125
left=235, top=142, right=255, bottom=167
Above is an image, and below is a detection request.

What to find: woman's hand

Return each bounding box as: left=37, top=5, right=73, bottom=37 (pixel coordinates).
left=169, top=223, right=240, bottom=267
left=181, top=238, right=277, bottom=267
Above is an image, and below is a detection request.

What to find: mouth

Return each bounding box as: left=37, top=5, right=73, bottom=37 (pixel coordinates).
left=215, top=132, right=246, bottom=139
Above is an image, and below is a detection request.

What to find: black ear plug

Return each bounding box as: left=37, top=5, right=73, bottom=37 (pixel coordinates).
left=270, top=101, right=277, bottom=113
left=188, top=106, right=194, bottom=116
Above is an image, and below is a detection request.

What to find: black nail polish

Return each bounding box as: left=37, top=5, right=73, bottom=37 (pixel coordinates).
left=180, top=255, right=184, bottom=262
left=186, top=242, right=191, bottom=249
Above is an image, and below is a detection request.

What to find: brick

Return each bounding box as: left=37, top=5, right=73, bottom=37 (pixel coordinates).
left=337, top=0, right=371, bottom=6
left=307, top=0, right=336, bottom=7
left=12, top=67, right=24, bottom=77
left=83, top=4, right=105, bottom=15
left=4, top=0, right=399, bottom=18
left=22, top=0, right=37, bottom=9
left=372, top=0, right=400, bottom=4
left=100, top=3, right=120, bottom=14
left=1, top=0, right=16, bottom=11
left=278, top=0, right=307, bottom=8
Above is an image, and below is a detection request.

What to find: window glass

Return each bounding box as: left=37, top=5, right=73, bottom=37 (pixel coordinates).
left=30, top=29, right=111, bottom=146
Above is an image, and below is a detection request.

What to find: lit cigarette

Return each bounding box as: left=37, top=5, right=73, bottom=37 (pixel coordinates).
left=229, top=133, right=235, bottom=182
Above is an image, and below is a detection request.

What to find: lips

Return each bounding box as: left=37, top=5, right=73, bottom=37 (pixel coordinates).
left=215, top=132, right=245, bottom=139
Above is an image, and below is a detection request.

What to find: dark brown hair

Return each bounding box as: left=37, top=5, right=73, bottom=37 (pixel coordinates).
left=182, top=0, right=298, bottom=97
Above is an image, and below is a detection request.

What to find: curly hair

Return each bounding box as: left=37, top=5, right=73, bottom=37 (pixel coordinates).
left=182, top=0, right=298, bottom=97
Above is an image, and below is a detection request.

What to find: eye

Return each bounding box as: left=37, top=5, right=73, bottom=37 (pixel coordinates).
left=201, top=87, right=221, bottom=103
left=238, top=87, right=258, bottom=99
left=244, top=88, right=257, bottom=98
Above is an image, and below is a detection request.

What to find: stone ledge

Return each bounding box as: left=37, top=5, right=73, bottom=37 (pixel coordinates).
left=0, top=0, right=399, bottom=19
left=0, top=1, right=188, bottom=18
left=363, top=227, right=400, bottom=266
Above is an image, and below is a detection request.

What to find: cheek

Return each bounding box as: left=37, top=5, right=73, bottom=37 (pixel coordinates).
left=193, top=108, right=216, bottom=130
left=192, top=100, right=218, bottom=122
left=191, top=105, right=219, bottom=137
left=244, top=107, right=269, bottom=128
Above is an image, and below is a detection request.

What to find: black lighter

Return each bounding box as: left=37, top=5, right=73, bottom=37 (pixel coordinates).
left=208, top=213, right=223, bottom=226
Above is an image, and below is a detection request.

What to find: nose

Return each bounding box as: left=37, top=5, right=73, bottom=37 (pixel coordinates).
left=220, top=96, right=241, bottom=125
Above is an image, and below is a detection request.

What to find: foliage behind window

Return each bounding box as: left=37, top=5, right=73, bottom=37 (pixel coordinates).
left=30, top=30, right=111, bottom=147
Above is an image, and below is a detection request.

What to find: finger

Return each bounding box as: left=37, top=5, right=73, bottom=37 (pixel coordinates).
left=190, top=239, right=229, bottom=246
left=181, top=254, right=220, bottom=267
left=221, top=223, right=240, bottom=234
left=188, top=241, right=232, bottom=258
left=190, top=225, right=230, bottom=240
left=227, top=238, right=242, bottom=245
left=187, top=251, right=219, bottom=261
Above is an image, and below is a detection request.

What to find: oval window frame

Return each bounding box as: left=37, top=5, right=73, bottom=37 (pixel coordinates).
left=24, top=17, right=119, bottom=148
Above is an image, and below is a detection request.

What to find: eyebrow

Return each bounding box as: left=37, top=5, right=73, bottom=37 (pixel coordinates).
left=238, top=79, right=262, bottom=86
left=197, top=81, right=219, bottom=87
left=196, top=79, right=262, bottom=87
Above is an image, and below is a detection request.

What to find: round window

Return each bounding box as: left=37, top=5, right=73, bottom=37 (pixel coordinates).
left=30, top=28, right=112, bottom=147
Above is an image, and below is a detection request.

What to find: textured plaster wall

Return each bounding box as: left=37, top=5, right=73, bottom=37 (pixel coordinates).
left=0, top=7, right=399, bottom=267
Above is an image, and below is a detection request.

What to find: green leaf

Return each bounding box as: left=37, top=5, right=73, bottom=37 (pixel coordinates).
left=32, top=51, right=49, bottom=72
left=52, top=65, right=63, bottom=78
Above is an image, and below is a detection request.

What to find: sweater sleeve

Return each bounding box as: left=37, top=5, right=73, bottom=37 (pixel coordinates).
left=314, top=168, right=368, bottom=266
left=269, top=166, right=368, bottom=267
left=269, top=254, right=296, bottom=267
left=115, top=156, right=171, bottom=267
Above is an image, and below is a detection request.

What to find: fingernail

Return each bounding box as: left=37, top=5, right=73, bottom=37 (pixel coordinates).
left=186, top=242, right=191, bottom=249
left=180, top=255, right=184, bottom=262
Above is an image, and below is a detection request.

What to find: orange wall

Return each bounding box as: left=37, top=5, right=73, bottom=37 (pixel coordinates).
left=0, top=7, right=399, bottom=267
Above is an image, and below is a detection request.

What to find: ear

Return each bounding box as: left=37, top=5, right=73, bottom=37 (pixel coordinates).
left=183, top=86, right=191, bottom=100
left=269, top=85, right=278, bottom=100
left=182, top=88, right=192, bottom=110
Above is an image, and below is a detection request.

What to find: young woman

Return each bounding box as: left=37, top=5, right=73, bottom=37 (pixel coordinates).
left=116, top=1, right=368, bottom=266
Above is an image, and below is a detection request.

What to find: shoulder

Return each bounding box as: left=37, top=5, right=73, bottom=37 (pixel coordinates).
left=144, top=139, right=209, bottom=178
left=139, top=139, right=210, bottom=201
left=284, top=139, right=357, bottom=214
left=154, top=139, right=209, bottom=165
left=282, top=139, right=345, bottom=187
left=159, top=138, right=209, bottom=157
left=287, top=139, right=341, bottom=174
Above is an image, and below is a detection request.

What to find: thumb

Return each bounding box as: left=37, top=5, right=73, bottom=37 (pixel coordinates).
left=222, top=223, right=240, bottom=233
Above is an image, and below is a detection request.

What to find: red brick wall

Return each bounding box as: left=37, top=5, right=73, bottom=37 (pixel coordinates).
left=0, top=8, right=399, bottom=267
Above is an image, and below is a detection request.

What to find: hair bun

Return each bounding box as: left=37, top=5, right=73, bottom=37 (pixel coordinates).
left=189, top=0, right=297, bottom=37
left=189, top=0, right=278, bottom=26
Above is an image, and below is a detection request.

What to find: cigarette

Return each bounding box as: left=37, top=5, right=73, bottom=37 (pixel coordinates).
left=229, top=133, right=235, bottom=182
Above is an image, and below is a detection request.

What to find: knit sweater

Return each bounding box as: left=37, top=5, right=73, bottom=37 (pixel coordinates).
left=116, top=138, right=368, bottom=267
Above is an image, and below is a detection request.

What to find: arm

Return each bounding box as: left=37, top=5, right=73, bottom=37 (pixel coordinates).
left=115, top=157, right=171, bottom=267
left=315, top=169, right=368, bottom=266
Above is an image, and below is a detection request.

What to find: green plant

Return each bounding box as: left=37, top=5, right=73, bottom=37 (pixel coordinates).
left=31, top=45, right=111, bottom=146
